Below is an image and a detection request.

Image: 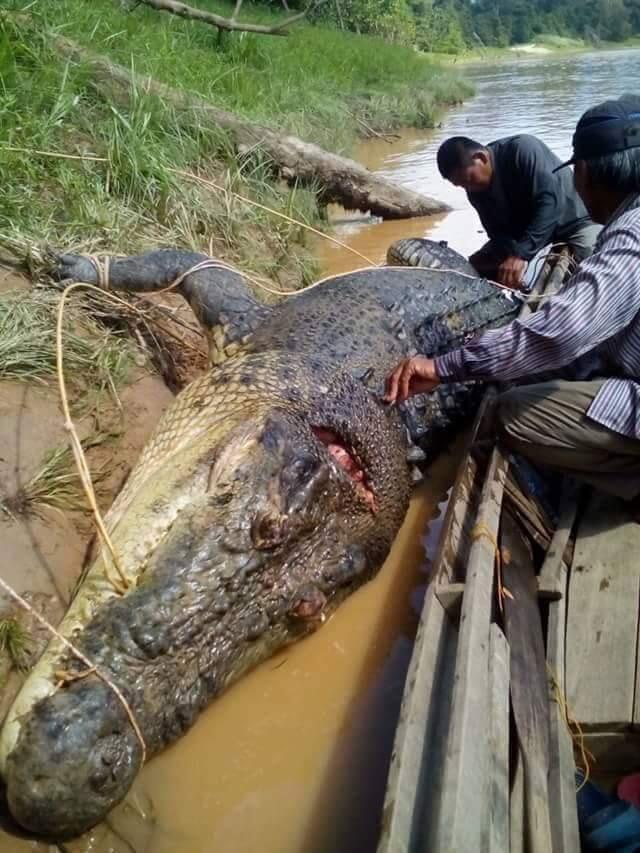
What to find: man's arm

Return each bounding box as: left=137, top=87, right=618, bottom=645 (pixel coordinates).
left=436, top=220, right=640, bottom=385
left=385, top=228, right=638, bottom=404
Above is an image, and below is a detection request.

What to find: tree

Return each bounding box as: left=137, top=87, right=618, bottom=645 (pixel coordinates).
left=417, top=4, right=465, bottom=52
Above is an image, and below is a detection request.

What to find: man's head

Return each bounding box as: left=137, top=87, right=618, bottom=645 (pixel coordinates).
left=437, top=136, right=493, bottom=192
left=555, top=95, right=640, bottom=223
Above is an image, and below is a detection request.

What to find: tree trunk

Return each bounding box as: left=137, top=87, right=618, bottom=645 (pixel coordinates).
left=53, top=34, right=450, bottom=220
left=135, top=0, right=310, bottom=36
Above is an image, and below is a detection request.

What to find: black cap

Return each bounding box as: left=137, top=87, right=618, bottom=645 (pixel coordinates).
left=553, top=95, right=640, bottom=172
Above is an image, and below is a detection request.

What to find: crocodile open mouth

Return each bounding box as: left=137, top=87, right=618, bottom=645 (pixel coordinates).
left=312, top=427, right=377, bottom=512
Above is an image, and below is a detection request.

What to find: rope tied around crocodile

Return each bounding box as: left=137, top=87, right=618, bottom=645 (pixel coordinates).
left=0, top=576, right=148, bottom=766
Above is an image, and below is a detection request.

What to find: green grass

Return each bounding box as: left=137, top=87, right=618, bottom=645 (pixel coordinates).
left=532, top=33, right=585, bottom=49
left=0, top=288, right=132, bottom=399
left=7, top=0, right=471, bottom=143
left=0, top=4, right=469, bottom=279
left=0, top=617, right=32, bottom=673
left=1, top=441, right=110, bottom=519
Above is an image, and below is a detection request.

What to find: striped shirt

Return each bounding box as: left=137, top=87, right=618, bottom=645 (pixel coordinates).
left=435, top=193, right=640, bottom=440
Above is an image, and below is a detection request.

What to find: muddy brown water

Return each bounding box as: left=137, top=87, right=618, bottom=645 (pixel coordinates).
left=3, top=48, right=640, bottom=853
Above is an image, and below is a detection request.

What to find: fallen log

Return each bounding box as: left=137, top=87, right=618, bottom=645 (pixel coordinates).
left=49, top=32, right=449, bottom=219
left=134, top=0, right=311, bottom=36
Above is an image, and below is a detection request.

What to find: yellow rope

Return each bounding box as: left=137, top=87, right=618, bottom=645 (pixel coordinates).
left=56, top=282, right=133, bottom=594
left=0, top=576, right=147, bottom=765
left=88, top=254, right=110, bottom=291
left=0, top=146, right=377, bottom=267
left=495, top=547, right=505, bottom=612
left=0, top=145, right=107, bottom=162
left=470, top=521, right=499, bottom=551
left=81, top=260, right=206, bottom=354
left=547, top=663, right=593, bottom=791
left=87, top=253, right=291, bottom=299
left=0, top=145, right=577, bottom=301
left=84, top=252, right=527, bottom=307
left=170, top=167, right=378, bottom=267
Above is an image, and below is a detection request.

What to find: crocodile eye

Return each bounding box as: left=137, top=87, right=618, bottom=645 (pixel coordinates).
left=282, top=452, right=329, bottom=516
left=289, top=453, right=319, bottom=482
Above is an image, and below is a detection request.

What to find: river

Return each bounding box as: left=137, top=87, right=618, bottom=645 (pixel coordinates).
left=5, top=46, right=640, bottom=853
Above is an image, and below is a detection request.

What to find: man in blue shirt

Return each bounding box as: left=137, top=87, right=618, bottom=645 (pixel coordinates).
left=437, top=133, right=601, bottom=289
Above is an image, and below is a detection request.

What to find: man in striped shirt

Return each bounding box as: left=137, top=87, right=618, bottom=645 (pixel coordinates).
left=385, top=96, right=640, bottom=504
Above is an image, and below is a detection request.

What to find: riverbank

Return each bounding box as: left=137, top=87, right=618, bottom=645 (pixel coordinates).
left=0, top=1, right=470, bottom=286
left=433, top=33, right=640, bottom=65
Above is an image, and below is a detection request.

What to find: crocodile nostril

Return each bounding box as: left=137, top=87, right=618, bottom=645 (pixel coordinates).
left=251, top=513, right=286, bottom=550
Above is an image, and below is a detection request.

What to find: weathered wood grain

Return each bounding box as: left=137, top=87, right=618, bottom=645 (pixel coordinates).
left=546, top=561, right=580, bottom=853
left=377, top=585, right=457, bottom=853
left=510, top=746, right=525, bottom=853
left=488, top=624, right=510, bottom=853
left=566, top=494, right=640, bottom=728
left=432, top=447, right=508, bottom=852
left=537, top=481, right=578, bottom=600
left=501, top=509, right=552, bottom=853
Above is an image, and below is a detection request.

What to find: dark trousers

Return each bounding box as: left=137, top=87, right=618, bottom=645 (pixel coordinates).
left=497, top=379, right=640, bottom=501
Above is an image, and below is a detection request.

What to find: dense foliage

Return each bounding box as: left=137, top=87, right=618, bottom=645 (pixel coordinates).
left=309, top=0, right=640, bottom=50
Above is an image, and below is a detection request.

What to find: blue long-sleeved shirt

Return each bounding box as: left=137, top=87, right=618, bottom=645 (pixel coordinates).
left=435, top=193, right=640, bottom=439
left=468, top=135, right=593, bottom=261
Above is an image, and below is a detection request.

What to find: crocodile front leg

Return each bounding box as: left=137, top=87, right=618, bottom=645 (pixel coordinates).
left=51, top=249, right=271, bottom=362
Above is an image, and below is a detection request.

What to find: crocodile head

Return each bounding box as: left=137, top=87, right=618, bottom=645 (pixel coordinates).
left=1, top=352, right=411, bottom=838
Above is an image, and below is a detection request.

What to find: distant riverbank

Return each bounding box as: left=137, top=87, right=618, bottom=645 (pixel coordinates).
left=431, top=33, right=640, bottom=65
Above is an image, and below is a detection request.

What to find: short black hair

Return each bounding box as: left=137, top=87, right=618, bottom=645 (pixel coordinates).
left=437, top=136, right=486, bottom=178
left=585, top=148, right=640, bottom=193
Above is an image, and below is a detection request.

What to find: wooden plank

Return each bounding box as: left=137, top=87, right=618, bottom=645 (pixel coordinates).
left=433, top=390, right=497, bottom=588
left=501, top=509, right=552, bottom=853
left=566, top=494, right=640, bottom=728
left=488, top=624, right=510, bottom=853
left=504, top=472, right=554, bottom=553
left=431, top=447, right=508, bottom=852
left=434, top=582, right=464, bottom=616
left=546, top=561, right=581, bottom=853
left=538, top=480, right=579, bottom=600
left=510, top=746, right=525, bottom=853
left=377, top=585, right=457, bottom=853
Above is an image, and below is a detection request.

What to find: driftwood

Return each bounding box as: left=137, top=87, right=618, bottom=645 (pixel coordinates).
left=134, top=0, right=311, bottom=36
left=48, top=32, right=449, bottom=219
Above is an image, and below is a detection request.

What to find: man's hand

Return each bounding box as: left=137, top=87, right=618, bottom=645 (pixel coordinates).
left=468, top=247, right=497, bottom=276
left=497, top=255, right=527, bottom=289
left=384, top=356, right=440, bottom=405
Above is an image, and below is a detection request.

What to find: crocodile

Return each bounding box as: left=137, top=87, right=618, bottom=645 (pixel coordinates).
left=0, top=248, right=518, bottom=839
left=387, top=236, right=477, bottom=275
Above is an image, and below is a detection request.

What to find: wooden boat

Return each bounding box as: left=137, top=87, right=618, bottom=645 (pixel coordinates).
left=378, top=252, right=640, bottom=852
